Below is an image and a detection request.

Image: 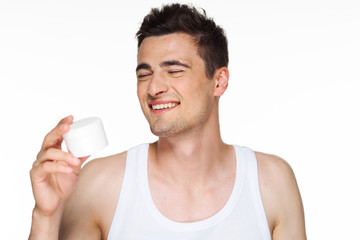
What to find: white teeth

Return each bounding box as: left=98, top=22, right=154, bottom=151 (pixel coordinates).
left=152, top=103, right=176, bottom=110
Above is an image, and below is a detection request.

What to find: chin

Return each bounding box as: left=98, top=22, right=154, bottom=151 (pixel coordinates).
left=150, top=127, right=176, bottom=138
left=149, top=122, right=184, bottom=137
left=150, top=121, right=198, bottom=139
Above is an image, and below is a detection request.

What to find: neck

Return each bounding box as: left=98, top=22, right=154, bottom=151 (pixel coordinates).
left=149, top=110, right=233, bottom=187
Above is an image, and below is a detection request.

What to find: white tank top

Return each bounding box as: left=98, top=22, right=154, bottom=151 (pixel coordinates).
left=108, top=143, right=271, bottom=239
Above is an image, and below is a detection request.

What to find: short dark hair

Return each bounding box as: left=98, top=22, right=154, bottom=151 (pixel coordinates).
left=136, top=3, right=228, bottom=79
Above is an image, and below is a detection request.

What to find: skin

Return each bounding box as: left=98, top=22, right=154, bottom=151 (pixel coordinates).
left=29, top=33, right=306, bottom=239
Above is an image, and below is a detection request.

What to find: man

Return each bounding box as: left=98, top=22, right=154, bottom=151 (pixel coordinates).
left=29, top=3, right=306, bottom=239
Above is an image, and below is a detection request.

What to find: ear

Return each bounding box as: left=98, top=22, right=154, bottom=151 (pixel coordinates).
left=213, top=67, right=229, bottom=97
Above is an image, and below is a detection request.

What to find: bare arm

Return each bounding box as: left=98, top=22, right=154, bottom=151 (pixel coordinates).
left=59, top=151, right=127, bottom=239
left=257, top=152, right=306, bottom=240
left=58, top=160, right=102, bottom=240
left=29, top=116, right=88, bottom=239
left=29, top=116, right=126, bottom=239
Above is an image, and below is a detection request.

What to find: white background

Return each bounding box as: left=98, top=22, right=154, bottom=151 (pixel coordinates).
left=1, top=0, right=359, bottom=239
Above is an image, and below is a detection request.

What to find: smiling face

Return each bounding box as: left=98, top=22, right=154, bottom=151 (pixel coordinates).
left=136, top=33, right=219, bottom=138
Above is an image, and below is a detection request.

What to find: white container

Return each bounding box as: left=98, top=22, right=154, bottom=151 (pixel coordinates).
left=63, top=117, right=108, bottom=157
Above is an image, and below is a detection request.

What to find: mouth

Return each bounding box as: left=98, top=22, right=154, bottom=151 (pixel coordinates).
left=148, top=101, right=180, bottom=112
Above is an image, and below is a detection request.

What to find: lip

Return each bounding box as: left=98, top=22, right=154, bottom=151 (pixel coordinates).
left=148, top=100, right=180, bottom=114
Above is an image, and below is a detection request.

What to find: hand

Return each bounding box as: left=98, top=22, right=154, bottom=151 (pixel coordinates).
left=30, top=116, right=88, bottom=217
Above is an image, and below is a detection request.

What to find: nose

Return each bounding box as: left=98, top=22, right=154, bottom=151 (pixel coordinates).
left=147, top=72, right=168, bottom=97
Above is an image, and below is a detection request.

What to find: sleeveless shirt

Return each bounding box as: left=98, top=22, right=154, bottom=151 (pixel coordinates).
left=108, top=143, right=271, bottom=239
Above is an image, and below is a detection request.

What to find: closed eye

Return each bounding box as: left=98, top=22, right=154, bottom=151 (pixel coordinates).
left=168, top=70, right=185, bottom=77
left=137, top=73, right=152, bottom=81
left=138, top=73, right=151, bottom=78
left=169, top=70, right=183, bottom=74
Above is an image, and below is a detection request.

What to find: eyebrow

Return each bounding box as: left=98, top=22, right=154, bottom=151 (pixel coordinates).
left=136, top=60, right=191, bottom=72
left=136, top=63, right=151, bottom=72
left=160, top=60, right=191, bottom=69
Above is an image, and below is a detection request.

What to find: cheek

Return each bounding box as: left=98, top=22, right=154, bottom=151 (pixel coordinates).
left=177, top=79, right=212, bottom=102
left=137, top=86, right=149, bottom=117
left=136, top=87, right=141, bottom=100
left=137, top=87, right=148, bottom=113
left=137, top=83, right=146, bottom=100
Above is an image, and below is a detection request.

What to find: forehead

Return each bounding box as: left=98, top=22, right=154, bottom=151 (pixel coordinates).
left=137, top=33, right=199, bottom=64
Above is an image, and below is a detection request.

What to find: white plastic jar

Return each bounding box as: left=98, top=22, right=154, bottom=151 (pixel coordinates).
left=63, top=117, right=108, bottom=157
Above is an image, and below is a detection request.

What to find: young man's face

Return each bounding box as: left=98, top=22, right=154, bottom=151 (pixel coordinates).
left=136, top=32, right=218, bottom=138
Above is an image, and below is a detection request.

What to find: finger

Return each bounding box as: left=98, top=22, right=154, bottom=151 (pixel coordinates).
left=79, top=156, right=90, bottom=163
left=75, top=156, right=90, bottom=170
left=41, top=115, right=73, bottom=151
left=35, top=148, right=80, bottom=167
left=31, top=161, right=73, bottom=179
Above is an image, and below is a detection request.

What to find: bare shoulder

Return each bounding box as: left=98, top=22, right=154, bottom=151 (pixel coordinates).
left=81, top=151, right=128, bottom=186
left=255, top=151, right=306, bottom=240
left=255, top=151, right=295, bottom=186
left=60, top=151, right=127, bottom=239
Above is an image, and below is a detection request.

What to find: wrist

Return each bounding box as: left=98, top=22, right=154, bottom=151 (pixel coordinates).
left=29, top=206, right=64, bottom=240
